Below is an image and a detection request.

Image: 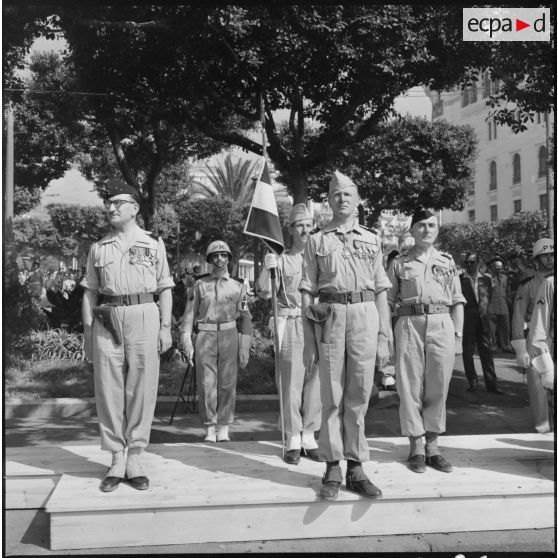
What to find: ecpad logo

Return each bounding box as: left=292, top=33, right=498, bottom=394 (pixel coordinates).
left=463, top=8, right=550, bottom=42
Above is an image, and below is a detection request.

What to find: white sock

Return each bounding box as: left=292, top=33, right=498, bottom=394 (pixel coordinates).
left=301, top=431, right=318, bottom=450
left=286, top=433, right=301, bottom=451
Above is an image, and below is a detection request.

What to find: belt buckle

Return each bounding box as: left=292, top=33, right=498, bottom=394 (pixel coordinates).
left=348, top=291, right=360, bottom=304
left=122, top=295, right=130, bottom=306
left=415, top=303, right=424, bottom=315
left=423, top=304, right=430, bottom=314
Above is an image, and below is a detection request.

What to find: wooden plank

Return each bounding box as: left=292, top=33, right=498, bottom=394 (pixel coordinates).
left=5, top=476, right=59, bottom=509
left=7, top=432, right=553, bottom=477
left=50, top=493, right=554, bottom=550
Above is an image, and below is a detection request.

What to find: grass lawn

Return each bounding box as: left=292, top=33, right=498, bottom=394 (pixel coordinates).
left=5, top=353, right=277, bottom=400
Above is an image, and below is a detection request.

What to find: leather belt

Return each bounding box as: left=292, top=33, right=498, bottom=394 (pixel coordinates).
left=319, top=290, right=375, bottom=304
left=99, top=293, right=154, bottom=306
left=397, top=303, right=449, bottom=316
left=278, top=307, right=302, bottom=318
left=197, top=321, right=237, bottom=332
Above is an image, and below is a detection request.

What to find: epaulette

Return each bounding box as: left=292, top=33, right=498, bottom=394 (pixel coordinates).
left=232, top=276, right=245, bottom=284
left=360, top=224, right=380, bottom=235
left=439, top=252, right=453, bottom=260
left=195, top=273, right=210, bottom=281
left=519, top=275, right=534, bottom=286
left=309, top=226, right=321, bottom=235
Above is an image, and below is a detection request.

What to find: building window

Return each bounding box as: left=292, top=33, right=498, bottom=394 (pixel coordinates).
left=483, top=71, right=491, bottom=98
left=536, top=112, right=542, bottom=125
left=493, top=121, right=497, bottom=139
left=491, top=79, right=499, bottom=93
left=489, top=161, right=497, bottom=190
left=513, top=199, right=522, bottom=213
left=468, top=209, right=475, bottom=222
left=538, top=146, right=548, bottom=178
left=488, top=122, right=491, bottom=140
left=487, top=119, right=497, bottom=141
left=512, top=154, right=521, bottom=184
left=490, top=205, right=498, bottom=221
left=540, top=194, right=548, bottom=213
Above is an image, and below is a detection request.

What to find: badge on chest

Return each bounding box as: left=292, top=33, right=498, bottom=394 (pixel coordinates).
left=352, top=240, right=377, bottom=261
left=431, top=263, right=454, bottom=286
left=129, top=246, right=155, bottom=267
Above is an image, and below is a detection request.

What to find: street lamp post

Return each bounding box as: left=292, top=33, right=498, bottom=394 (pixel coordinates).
left=544, top=112, right=554, bottom=240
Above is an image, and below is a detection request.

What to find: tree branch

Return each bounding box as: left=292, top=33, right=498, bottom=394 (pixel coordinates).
left=105, top=123, right=137, bottom=187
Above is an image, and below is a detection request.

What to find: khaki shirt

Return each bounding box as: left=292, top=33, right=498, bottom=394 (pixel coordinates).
left=528, top=276, right=555, bottom=357
left=299, top=220, right=391, bottom=296
left=259, top=250, right=303, bottom=309
left=511, top=271, right=550, bottom=340
left=388, top=246, right=465, bottom=309
left=81, top=225, right=174, bottom=295
left=192, top=271, right=247, bottom=324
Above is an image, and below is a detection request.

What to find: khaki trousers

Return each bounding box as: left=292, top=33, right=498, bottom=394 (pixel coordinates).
left=316, top=301, right=379, bottom=462
left=277, top=316, right=321, bottom=437
left=93, top=302, right=160, bottom=452
left=526, top=365, right=551, bottom=432
left=195, top=329, right=238, bottom=426
left=395, top=314, right=455, bottom=437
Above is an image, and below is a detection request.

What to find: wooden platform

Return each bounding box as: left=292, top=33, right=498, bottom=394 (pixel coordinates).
left=6, top=434, right=555, bottom=550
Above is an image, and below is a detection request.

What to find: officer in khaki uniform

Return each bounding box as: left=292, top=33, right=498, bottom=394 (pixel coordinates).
left=300, top=170, right=391, bottom=501
left=180, top=241, right=252, bottom=443
left=82, top=179, right=174, bottom=492
left=259, top=204, right=322, bottom=464
left=388, top=208, right=465, bottom=474
left=511, top=238, right=554, bottom=432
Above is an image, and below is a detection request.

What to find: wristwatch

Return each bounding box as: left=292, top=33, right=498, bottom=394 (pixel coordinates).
left=455, top=332, right=463, bottom=339
left=160, top=321, right=172, bottom=328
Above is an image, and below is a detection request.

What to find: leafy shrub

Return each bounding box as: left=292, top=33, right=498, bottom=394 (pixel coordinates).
left=12, top=329, right=85, bottom=362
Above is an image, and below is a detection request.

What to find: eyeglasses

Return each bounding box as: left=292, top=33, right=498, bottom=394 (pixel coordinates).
left=104, top=199, right=134, bottom=210
left=465, top=260, right=477, bottom=264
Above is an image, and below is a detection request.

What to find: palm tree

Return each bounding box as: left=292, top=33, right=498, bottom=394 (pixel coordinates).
left=191, top=154, right=261, bottom=207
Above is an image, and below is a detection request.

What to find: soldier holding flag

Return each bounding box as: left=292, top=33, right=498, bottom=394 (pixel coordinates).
left=258, top=204, right=323, bottom=464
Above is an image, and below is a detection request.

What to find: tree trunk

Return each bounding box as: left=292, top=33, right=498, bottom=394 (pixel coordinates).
left=288, top=163, right=309, bottom=204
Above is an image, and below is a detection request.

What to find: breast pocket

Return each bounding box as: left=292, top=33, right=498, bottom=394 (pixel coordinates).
left=399, top=269, right=421, bottom=300
left=94, top=255, right=116, bottom=290
left=316, top=247, right=337, bottom=280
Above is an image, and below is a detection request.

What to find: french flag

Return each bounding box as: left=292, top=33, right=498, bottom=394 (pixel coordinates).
left=243, top=158, right=284, bottom=255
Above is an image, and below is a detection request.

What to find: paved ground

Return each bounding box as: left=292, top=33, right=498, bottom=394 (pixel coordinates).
left=5, top=352, right=556, bottom=556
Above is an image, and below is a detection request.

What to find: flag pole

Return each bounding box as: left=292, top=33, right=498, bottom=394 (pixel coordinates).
left=261, top=91, right=286, bottom=459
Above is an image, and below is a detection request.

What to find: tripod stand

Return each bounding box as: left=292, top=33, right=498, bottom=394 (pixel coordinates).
left=169, top=361, right=198, bottom=425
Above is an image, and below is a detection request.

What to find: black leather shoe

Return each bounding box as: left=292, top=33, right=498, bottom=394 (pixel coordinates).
left=467, top=379, right=478, bottom=392
left=426, top=454, right=453, bottom=473
left=127, top=475, right=149, bottom=490
left=408, top=454, right=426, bottom=473
left=487, top=386, right=504, bottom=395
left=320, top=466, right=342, bottom=501
left=346, top=469, right=382, bottom=499
left=301, top=448, right=325, bottom=462
left=100, top=476, right=123, bottom=492
left=284, top=449, right=301, bottom=465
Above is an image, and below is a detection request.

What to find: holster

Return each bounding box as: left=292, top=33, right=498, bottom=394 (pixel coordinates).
left=305, top=303, right=333, bottom=344
left=92, top=305, right=123, bottom=345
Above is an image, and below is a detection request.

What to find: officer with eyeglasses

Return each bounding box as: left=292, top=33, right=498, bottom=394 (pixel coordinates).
left=81, top=178, right=174, bottom=492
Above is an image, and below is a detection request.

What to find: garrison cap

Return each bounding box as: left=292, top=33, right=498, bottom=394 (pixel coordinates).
left=104, top=178, right=140, bottom=202
left=288, top=203, right=314, bottom=226
left=328, top=170, right=357, bottom=196
left=410, top=207, right=436, bottom=228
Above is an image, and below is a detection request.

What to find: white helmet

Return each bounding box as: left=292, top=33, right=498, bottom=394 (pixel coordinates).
left=532, top=238, right=554, bottom=258
left=206, top=240, right=232, bottom=262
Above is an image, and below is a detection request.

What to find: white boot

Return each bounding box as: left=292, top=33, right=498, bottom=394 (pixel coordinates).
left=204, top=425, right=217, bottom=442
left=216, top=425, right=230, bottom=442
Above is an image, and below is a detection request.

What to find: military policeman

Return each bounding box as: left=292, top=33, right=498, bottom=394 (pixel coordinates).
left=180, top=241, right=252, bottom=443
left=300, top=170, right=391, bottom=500
left=81, top=179, right=174, bottom=492
left=259, top=203, right=322, bottom=464
left=388, top=207, right=465, bottom=474
left=511, top=238, right=554, bottom=432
